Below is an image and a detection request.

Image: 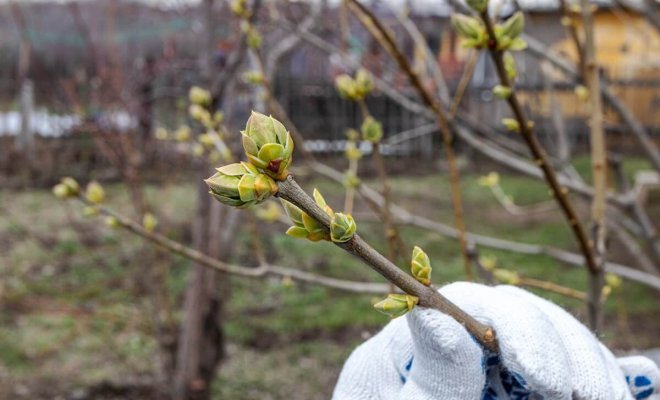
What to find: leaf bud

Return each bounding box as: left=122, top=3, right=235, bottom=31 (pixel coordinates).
left=411, top=246, right=432, bottom=285
left=242, top=111, right=294, bottom=180
left=330, top=212, right=357, bottom=243
left=85, top=181, right=105, bottom=204
left=205, top=162, right=279, bottom=208
left=361, top=116, right=383, bottom=143
left=374, top=294, right=419, bottom=318
left=189, top=86, right=211, bottom=107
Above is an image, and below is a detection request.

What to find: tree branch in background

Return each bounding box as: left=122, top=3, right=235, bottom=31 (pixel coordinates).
left=579, top=0, right=607, bottom=330
left=346, top=0, right=473, bottom=280
left=70, top=196, right=389, bottom=294
left=479, top=12, right=599, bottom=277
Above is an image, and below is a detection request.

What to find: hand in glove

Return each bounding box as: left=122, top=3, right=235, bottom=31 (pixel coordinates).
left=333, top=282, right=659, bottom=399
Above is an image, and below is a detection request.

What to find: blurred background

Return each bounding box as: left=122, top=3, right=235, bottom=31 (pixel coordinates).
left=0, top=0, right=659, bottom=399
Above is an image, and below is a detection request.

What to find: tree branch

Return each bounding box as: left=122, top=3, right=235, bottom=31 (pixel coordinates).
left=276, top=176, right=499, bottom=352
left=77, top=198, right=389, bottom=295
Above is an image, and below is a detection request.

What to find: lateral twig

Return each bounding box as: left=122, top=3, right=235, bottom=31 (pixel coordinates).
left=75, top=197, right=389, bottom=294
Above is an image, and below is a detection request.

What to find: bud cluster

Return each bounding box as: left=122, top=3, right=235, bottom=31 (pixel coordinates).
left=361, top=116, right=383, bottom=143
left=52, top=177, right=80, bottom=199
left=206, top=162, right=279, bottom=209
left=242, top=112, right=294, bottom=181
left=478, top=172, right=500, bottom=188
left=281, top=189, right=356, bottom=243
left=204, top=112, right=294, bottom=210
left=334, top=69, right=373, bottom=102
left=493, top=12, right=526, bottom=51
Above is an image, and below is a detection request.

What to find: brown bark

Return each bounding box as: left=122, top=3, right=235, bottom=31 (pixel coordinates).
left=174, top=179, right=239, bottom=400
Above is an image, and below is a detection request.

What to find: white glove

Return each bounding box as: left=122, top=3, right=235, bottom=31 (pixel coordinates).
left=333, top=282, right=660, bottom=400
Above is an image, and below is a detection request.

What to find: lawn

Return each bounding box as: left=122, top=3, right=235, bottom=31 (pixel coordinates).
left=0, top=161, right=658, bottom=399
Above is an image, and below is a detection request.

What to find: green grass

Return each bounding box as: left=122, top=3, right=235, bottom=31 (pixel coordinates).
left=0, top=165, right=658, bottom=397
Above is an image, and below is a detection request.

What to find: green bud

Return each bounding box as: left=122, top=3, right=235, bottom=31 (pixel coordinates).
left=246, top=26, right=262, bottom=49
left=155, top=127, right=168, bottom=140
left=345, top=142, right=363, bottom=161
left=189, top=86, right=211, bottom=106
left=374, top=294, right=419, bottom=318
left=193, top=143, right=205, bottom=157
left=85, top=181, right=105, bottom=204
left=175, top=125, right=191, bottom=142
left=61, top=177, right=80, bottom=196
left=354, top=68, right=373, bottom=98
left=492, top=268, right=520, bottom=285
left=451, top=14, right=484, bottom=41
left=569, top=4, right=581, bottom=13
left=105, top=216, right=121, bottom=228
left=213, top=111, right=224, bottom=126
left=361, top=116, right=383, bottom=143
left=243, top=71, right=265, bottom=85
left=231, top=0, right=246, bottom=17
left=411, top=246, right=432, bottom=286
left=500, top=12, right=524, bottom=40
left=281, top=199, right=305, bottom=227
left=335, top=74, right=359, bottom=101
left=208, top=150, right=221, bottom=164
left=344, top=171, right=361, bottom=189
left=198, top=133, right=214, bottom=148
left=53, top=183, right=70, bottom=199
left=281, top=194, right=332, bottom=242
left=205, top=162, right=279, bottom=208
left=574, top=85, right=589, bottom=101
left=466, top=0, right=489, bottom=12
left=503, top=53, right=517, bottom=81
left=508, top=37, right=527, bottom=51
left=492, top=85, right=512, bottom=99
left=189, top=104, right=211, bottom=126
left=345, top=128, right=360, bottom=141
left=313, top=188, right=335, bottom=217
left=242, top=111, right=294, bottom=180
left=605, top=273, right=622, bottom=289
left=480, top=255, right=497, bottom=271
left=478, top=172, right=500, bottom=188
left=143, top=212, right=158, bottom=233
left=330, top=212, right=357, bottom=243
left=53, top=177, right=79, bottom=199
left=502, top=118, right=520, bottom=132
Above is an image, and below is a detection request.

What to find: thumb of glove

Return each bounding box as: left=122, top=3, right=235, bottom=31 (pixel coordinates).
left=618, top=356, right=660, bottom=399
left=398, top=307, right=485, bottom=399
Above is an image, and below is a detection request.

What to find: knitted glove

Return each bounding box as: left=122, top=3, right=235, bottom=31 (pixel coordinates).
left=333, top=282, right=660, bottom=400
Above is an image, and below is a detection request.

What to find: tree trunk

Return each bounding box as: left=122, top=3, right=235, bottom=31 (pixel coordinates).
left=174, top=178, right=238, bottom=400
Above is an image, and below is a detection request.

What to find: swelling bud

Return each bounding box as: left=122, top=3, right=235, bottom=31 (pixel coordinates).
left=330, top=213, right=357, bottom=243
left=411, top=246, right=432, bottom=286
left=374, top=294, right=419, bottom=318
left=206, top=162, right=278, bottom=208
left=242, top=111, right=294, bottom=181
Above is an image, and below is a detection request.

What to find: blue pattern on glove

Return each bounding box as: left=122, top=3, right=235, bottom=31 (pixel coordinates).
left=480, top=351, right=544, bottom=400
left=400, top=356, right=414, bottom=384
left=627, top=374, right=655, bottom=399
